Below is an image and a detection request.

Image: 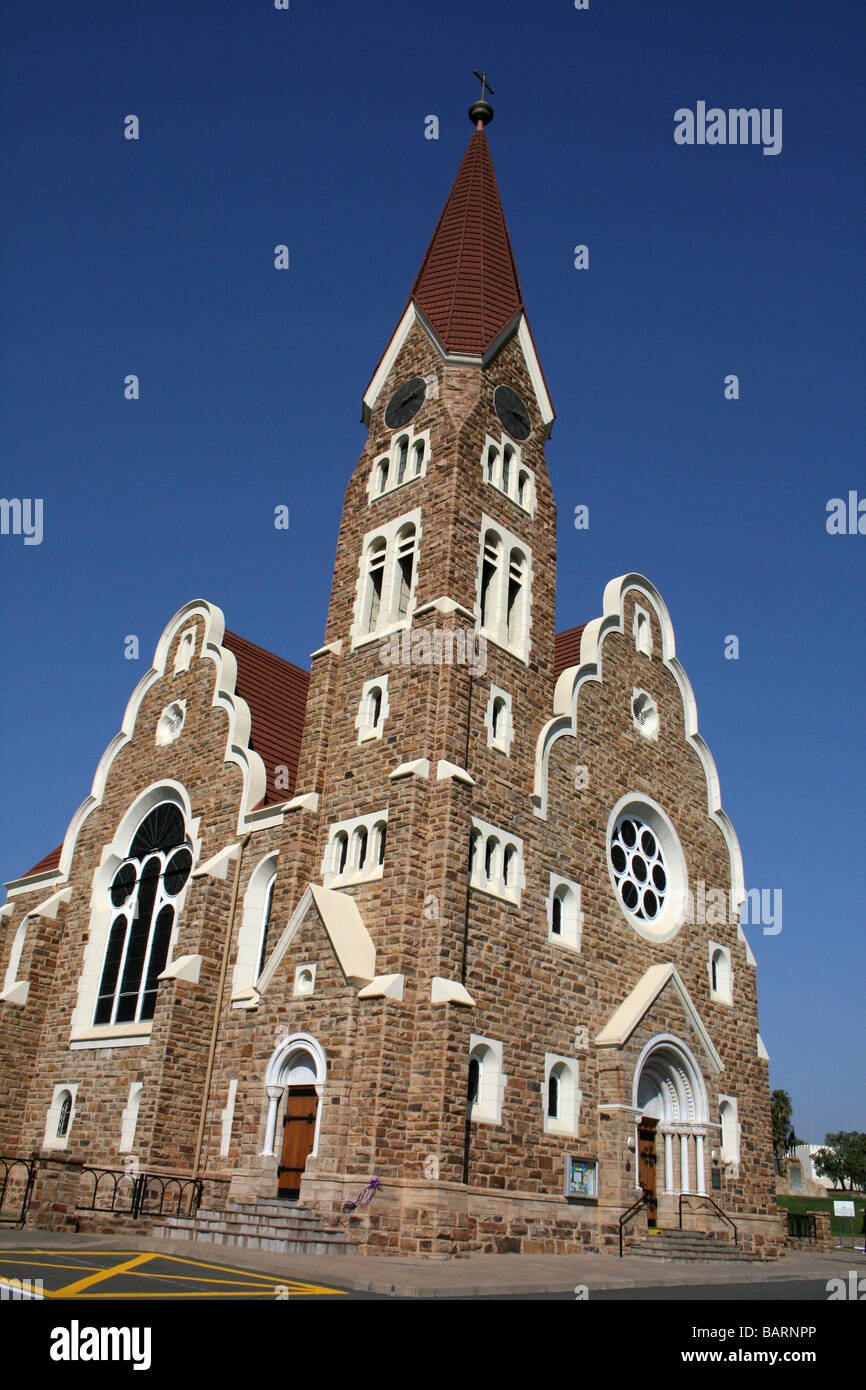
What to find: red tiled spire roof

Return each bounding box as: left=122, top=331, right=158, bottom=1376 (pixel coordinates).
left=408, top=127, right=525, bottom=356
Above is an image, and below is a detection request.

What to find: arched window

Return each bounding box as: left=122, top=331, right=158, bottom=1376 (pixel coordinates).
left=468, top=1037, right=505, bottom=1124
left=363, top=538, right=387, bottom=634
left=503, top=844, right=516, bottom=887
left=467, top=1056, right=480, bottom=1106
left=551, top=894, right=562, bottom=936
left=548, top=876, right=582, bottom=951
left=506, top=549, right=525, bottom=645
left=480, top=532, right=499, bottom=630
left=369, top=686, right=383, bottom=729
left=394, top=524, right=416, bottom=618
left=335, top=832, right=349, bottom=875
left=502, top=444, right=513, bottom=494
left=412, top=440, right=425, bottom=477
left=94, top=802, right=192, bottom=1026
left=486, top=445, right=498, bottom=483
left=395, top=435, right=409, bottom=486
left=544, top=1055, right=580, bottom=1135
left=709, top=945, right=732, bottom=1003
left=547, top=1071, right=560, bottom=1120
left=491, top=696, right=506, bottom=741
left=376, top=458, right=389, bottom=494
left=256, top=872, right=277, bottom=980
left=517, top=469, right=530, bottom=508
left=484, top=837, right=498, bottom=884
left=376, top=821, right=387, bottom=866
left=56, top=1090, right=72, bottom=1138
left=355, top=825, right=368, bottom=872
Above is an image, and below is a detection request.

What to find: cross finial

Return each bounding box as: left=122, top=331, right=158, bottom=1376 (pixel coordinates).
left=469, top=71, right=495, bottom=127
left=473, top=69, right=495, bottom=102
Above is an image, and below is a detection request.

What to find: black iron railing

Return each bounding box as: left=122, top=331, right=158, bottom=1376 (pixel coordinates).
left=618, top=1191, right=652, bottom=1257
left=786, top=1211, right=817, bottom=1240
left=0, top=1156, right=36, bottom=1226
left=679, top=1192, right=738, bottom=1245
left=77, top=1167, right=203, bottom=1220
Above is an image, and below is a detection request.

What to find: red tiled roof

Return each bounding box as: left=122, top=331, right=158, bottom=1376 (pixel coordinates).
left=223, top=630, right=309, bottom=807
left=554, top=624, right=588, bottom=680
left=21, top=844, right=63, bottom=879
left=408, top=127, right=525, bottom=357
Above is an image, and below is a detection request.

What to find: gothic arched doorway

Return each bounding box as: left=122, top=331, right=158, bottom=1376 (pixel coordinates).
left=633, top=1036, right=709, bottom=1215
left=262, top=1034, right=326, bottom=1199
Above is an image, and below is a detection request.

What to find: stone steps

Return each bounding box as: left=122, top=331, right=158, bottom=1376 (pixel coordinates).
left=153, top=1200, right=359, bottom=1256
left=625, top=1228, right=761, bottom=1262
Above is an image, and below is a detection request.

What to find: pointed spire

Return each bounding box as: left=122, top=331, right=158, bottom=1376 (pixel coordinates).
left=408, top=124, right=525, bottom=357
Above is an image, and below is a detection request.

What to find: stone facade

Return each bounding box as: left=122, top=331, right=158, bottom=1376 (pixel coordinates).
left=0, top=122, right=780, bottom=1258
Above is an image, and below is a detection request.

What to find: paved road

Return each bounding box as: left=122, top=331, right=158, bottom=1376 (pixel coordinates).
left=0, top=1248, right=385, bottom=1300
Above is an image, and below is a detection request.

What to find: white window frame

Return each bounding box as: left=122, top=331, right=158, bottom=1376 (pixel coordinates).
left=367, top=426, right=430, bottom=502
left=708, top=942, right=733, bottom=1005
left=633, top=604, right=653, bottom=658
left=355, top=675, right=390, bottom=744
left=544, top=1054, right=581, bottom=1136
left=546, top=873, right=583, bottom=952
left=469, top=1035, right=506, bottom=1125
left=293, top=963, right=317, bottom=997
left=718, top=1094, right=740, bottom=1167
left=173, top=625, right=197, bottom=673
left=484, top=684, right=514, bottom=756
left=470, top=816, right=524, bottom=907
left=232, top=853, right=278, bottom=996
left=631, top=688, right=659, bottom=741
left=351, top=509, right=422, bottom=649
left=322, top=811, right=388, bottom=887
left=44, top=1083, right=79, bottom=1151
left=480, top=433, right=536, bottom=516
left=475, top=514, right=533, bottom=664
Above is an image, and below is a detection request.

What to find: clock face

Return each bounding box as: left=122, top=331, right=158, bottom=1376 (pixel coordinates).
left=493, top=384, right=531, bottom=441
left=384, top=377, right=427, bottom=430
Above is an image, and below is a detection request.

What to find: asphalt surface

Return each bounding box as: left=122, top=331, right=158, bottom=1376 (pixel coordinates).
left=0, top=1226, right=863, bottom=1301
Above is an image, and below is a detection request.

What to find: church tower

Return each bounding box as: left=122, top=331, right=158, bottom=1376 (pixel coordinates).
left=269, top=95, right=560, bottom=1202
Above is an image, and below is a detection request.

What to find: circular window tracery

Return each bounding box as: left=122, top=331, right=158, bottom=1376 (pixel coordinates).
left=606, top=796, right=686, bottom=942
left=610, top=812, right=668, bottom=922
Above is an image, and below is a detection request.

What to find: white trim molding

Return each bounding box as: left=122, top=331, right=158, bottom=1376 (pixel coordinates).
left=532, top=575, right=746, bottom=917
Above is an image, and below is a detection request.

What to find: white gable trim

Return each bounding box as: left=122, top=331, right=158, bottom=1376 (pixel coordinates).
left=594, top=962, right=723, bottom=1074
left=20, top=601, right=268, bottom=896
left=533, top=573, right=745, bottom=910
left=256, top=883, right=376, bottom=996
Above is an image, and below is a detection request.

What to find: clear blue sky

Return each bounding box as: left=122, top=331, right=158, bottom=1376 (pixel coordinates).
left=1, top=0, right=863, bottom=1142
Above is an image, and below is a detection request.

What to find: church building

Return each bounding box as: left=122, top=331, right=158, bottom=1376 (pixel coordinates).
left=0, top=96, right=781, bottom=1257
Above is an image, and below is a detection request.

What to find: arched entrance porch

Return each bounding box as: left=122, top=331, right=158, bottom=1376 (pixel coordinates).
left=633, top=1035, right=710, bottom=1217
left=261, top=1034, right=326, bottom=1199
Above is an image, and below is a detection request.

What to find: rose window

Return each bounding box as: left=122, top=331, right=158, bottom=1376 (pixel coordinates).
left=609, top=813, right=668, bottom=922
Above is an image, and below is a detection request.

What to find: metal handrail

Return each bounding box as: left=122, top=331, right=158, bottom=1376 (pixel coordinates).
left=679, top=1192, right=738, bottom=1245
left=0, top=1156, right=37, bottom=1226
left=618, top=1191, right=650, bottom=1257
left=77, top=1166, right=203, bottom=1220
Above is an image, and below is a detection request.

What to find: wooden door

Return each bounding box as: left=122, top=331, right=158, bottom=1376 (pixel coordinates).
left=638, top=1117, right=659, bottom=1228
left=277, top=1086, right=318, bottom=1197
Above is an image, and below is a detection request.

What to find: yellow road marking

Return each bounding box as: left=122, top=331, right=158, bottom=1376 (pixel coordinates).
left=0, top=1248, right=346, bottom=1298
left=77, top=1287, right=347, bottom=1298
left=50, top=1252, right=156, bottom=1298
